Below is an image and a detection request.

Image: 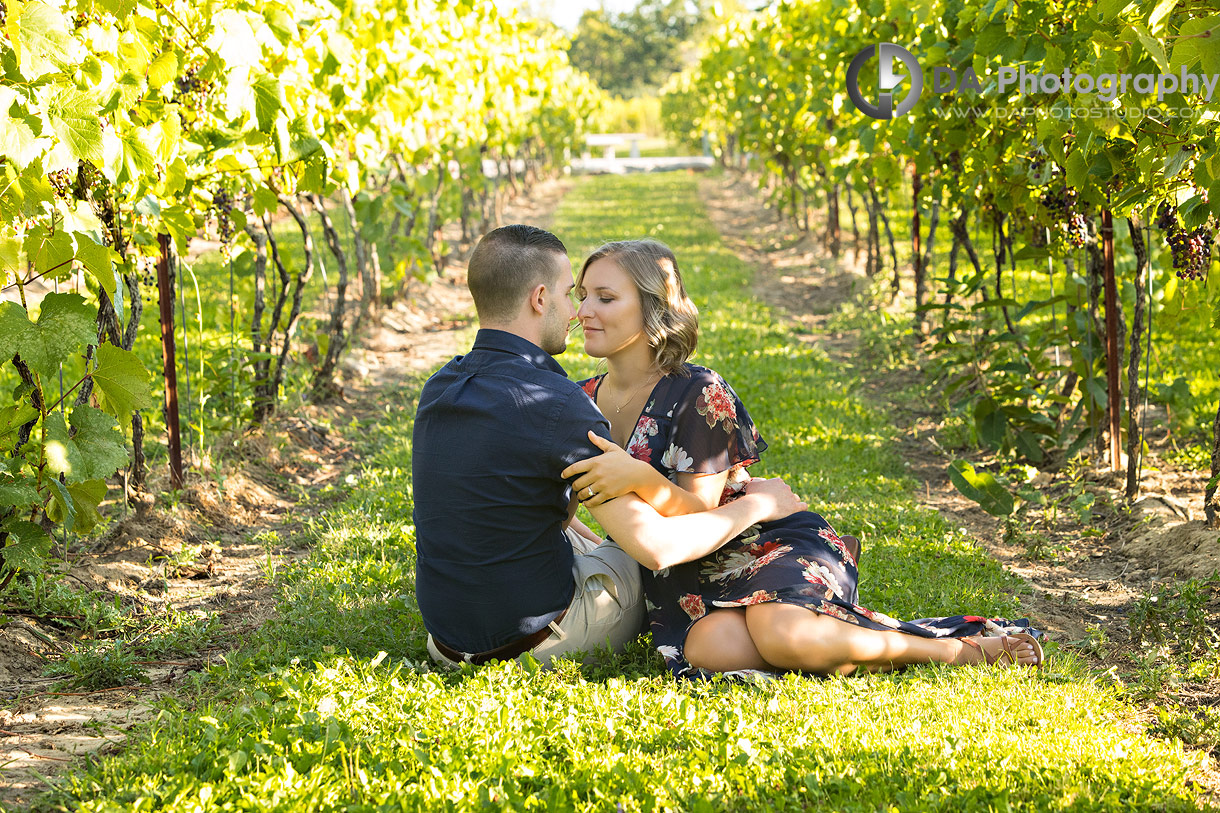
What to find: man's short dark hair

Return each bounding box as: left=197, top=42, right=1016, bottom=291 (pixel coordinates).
left=467, top=225, right=568, bottom=323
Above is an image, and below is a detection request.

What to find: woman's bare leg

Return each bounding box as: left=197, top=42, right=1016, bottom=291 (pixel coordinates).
left=684, top=608, right=778, bottom=672
left=744, top=603, right=1038, bottom=675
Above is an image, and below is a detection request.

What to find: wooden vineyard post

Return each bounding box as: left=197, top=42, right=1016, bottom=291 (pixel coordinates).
left=156, top=234, right=184, bottom=490
left=1101, top=209, right=1123, bottom=473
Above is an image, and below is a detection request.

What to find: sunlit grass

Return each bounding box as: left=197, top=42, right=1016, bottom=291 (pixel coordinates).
left=41, top=173, right=1208, bottom=812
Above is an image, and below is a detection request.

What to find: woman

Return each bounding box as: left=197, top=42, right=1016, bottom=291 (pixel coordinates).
left=561, top=239, right=1044, bottom=679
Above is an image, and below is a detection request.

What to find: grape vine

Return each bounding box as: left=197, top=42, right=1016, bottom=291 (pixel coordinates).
left=0, top=0, right=602, bottom=581
left=663, top=0, right=1220, bottom=517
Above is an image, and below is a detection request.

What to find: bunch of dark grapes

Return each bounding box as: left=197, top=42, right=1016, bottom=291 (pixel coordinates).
left=1027, top=153, right=1053, bottom=184
left=1, top=3, right=7, bottom=28
left=139, top=258, right=156, bottom=305
left=212, top=188, right=235, bottom=243
left=1157, top=202, right=1213, bottom=281
left=174, top=65, right=214, bottom=108
left=1040, top=185, right=1089, bottom=248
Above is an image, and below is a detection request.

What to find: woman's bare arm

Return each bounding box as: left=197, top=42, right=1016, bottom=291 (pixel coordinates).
left=562, top=431, right=730, bottom=515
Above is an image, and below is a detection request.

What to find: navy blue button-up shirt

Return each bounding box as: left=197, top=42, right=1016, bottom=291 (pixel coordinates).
left=412, top=329, right=611, bottom=653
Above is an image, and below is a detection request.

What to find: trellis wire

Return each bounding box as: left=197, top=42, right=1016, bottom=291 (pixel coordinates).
left=1139, top=223, right=1153, bottom=490
left=1046, top=227, right=1059, bottom=367
left=229, top=252, right=236, bottom=433
left=1084, top=240, right=1096, bottom=438
left=55, top=275, right=70, bottom=558
left=186, top=261, right=205, bottom=450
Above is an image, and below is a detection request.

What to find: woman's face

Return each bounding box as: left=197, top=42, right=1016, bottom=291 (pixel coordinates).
left=576, top=257, right=647, bottom=359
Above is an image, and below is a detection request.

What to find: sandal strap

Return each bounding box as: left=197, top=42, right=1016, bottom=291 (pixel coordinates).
left=994, top=635, right=1018, bottom=666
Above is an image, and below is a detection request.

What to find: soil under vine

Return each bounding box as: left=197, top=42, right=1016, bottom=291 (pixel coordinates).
left=2, top=169, right=1216, bottom=805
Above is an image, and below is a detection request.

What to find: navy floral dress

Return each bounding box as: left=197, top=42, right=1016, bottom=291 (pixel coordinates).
left=580, top=363, right=1040, bottom=680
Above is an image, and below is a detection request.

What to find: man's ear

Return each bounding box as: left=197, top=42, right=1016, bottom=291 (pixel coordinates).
left=527, top=281, right=548, bottom=316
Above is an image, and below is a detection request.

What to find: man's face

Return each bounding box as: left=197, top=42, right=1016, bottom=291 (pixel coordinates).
left=540, top=253, right=577, bottom=356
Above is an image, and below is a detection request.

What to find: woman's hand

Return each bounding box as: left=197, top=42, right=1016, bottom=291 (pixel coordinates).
left=742, top=477, right=807, bottom=521
left=562, top=431, right=655, bottom=508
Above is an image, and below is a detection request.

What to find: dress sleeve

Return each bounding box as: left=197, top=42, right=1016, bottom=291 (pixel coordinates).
left=667, top=368, right=767, bottom=476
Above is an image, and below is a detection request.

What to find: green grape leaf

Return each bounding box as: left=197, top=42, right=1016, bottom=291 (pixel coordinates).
left=48, top=87, right=104, bottom=165
left=264, top=7, right=297, bottom=42
left=24, top=226, right=74, bottom=279
left=71, top=479, right=106, bottom=533
left=1086, top=377, right=1108, bottom=408
left=0, top=233, right=20, bottom=275
left=1148, top=0, right=1178, bottom=33
left=96, top=0, right=137, bottom=18
left=75, top=236, right=120, bottom=296
left=100, top=71, right=144, bottom=118
left=252, top=73, right=284, bottom=134
left=1096, top=0, right=1133, bottom=21
left=275, top=115, right=323, bottom=164
left=1203, top=21, right=1220, bottom=77
left=1130, top=22, right=1171, bottom=75
left=0, top=293, right=96, bottom=382
left=147, top=50, right=179, bottom=89
left=0, top=402, right=39, bottom=441
left=1, top=520, right=52, bottom=574
left=119, top=129, right=156, bottom=185
left=43, top=407, right=129, bottom=483
left=1163, top=147, right=1191, bottom=181
left=0, top=103, right=43, bottom=170
left=46, top=478, right=106, bottom=534
left=63, top=198, right=103, bottom=234
left=160, top=205, right=197, bottom=255
left=0, top=480, right=40, bottom=510
left=90, top=343, right=153, bottom=424
left=68, top=406, right=129, bottom=482
left=948, top=460, right=1015, bottom=517
left=47, top=478, right=76, bottom=533
left=1065, top=150, right=1089, bottom=187
left=164, top=157, right=188, bottom=196
left=12, top=1, right=73, bottom=78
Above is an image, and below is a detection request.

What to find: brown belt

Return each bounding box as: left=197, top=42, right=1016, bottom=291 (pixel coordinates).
left=433, top=606, right=569, bottom=665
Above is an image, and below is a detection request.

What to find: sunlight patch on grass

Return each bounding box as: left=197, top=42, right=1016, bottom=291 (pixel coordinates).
left=44, top=173, right=1208, bottom=813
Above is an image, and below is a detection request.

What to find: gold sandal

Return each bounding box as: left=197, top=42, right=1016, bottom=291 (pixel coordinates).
left=959, top=634, right=1044, bottom=668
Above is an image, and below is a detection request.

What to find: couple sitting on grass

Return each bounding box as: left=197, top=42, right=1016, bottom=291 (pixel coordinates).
left=412, top=225, right=1045, bottom=679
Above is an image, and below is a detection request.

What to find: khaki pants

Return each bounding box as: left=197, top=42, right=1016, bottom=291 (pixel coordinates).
left=426, top=528, right=645, bottom=667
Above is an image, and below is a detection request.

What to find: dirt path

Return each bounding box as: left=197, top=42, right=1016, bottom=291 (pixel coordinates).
left=698, top=170, right=1220, bottom=794
left=699, top=170, right=1216, bottom=634
left=0, top=177, right=572, bottom=809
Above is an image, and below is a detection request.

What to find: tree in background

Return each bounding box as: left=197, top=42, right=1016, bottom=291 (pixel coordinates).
left=567, top=0, right=731, bottom=95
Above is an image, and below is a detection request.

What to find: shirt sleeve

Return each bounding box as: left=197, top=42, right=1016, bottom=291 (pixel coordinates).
left=669, top=368, right=767, bottom=475
left=552, top=388, right=613, bottom=485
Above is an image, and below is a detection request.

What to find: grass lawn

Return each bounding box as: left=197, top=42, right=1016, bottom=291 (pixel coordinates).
left=41, top=173, right=1208, bottom=811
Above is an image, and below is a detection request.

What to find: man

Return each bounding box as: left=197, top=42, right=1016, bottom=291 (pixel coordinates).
left=412, top=224, right=804, bottom=667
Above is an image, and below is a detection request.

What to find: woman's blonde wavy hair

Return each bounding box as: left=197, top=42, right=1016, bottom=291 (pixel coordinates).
left=578, top=239, right=699, bottom=376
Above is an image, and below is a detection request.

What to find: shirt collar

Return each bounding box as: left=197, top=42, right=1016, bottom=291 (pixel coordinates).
left=472, top=328, right=569, bottom=377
